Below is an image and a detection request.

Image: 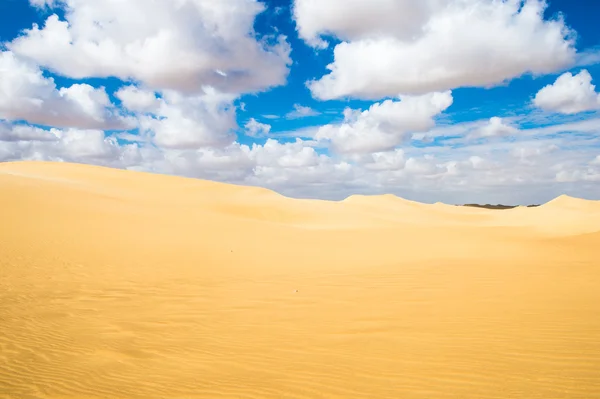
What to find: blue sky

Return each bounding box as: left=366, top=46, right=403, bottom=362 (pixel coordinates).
left=244, top=0, right=600, bottom=130
left=1, top=0, right=600, bottom=204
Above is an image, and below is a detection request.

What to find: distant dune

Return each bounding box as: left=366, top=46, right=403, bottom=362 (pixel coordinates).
left=1, top=161, right=600, bottom=399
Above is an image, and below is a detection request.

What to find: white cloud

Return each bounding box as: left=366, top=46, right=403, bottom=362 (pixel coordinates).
left=29, top=0, right=58, bottom=7
left=293, top=0, right=443, bottom=49
left=115, top=86, right=237, bottom=149
left=138, top=143, right=254, bottom=182
left=244, top=118, right=271, bottom=137
left=411, top=115, right=600, bottom=149
left=0, top=122, right=59, bottom=142
left=286, top=104, right=320, bottom=119
left=115, top=86, right=161, bottom=113
left=533, top=70, right=600, bottom=114
left=0, top=124, right=140, bottom=165
left=297, top=0, right=576, bottom=99
left=556, top=168, right=600, bottom=183
left=247, top=140, right=353, bottom=189
left=511, top=143, right=559, bottom=165
left=467, top=155, right=498, bottom=171
left=0, top=51, right=130, bottom=129
left=0, top=1, right=597, bottom=205
left=315, top=91, right=453, bottom=154
left=576, top=48, right=600, bottom=68
left=0, top=119, right=350, bottom=195
left=250, top=139, right=321, bottom=169
left=54, top=129, right=125, bottom=160
left=471, top=117, right=519, bottom=138
left=142, top=91, right=237, bottom=150
left=139, top=139, right=343, bottom=186
left=363, top=149, right=406, bottom=171
left=12, top=0, right=291, bottom=94
left=404, top=157, right=443, bottom=176
left=2, top=116, right=600, bottom=204
left=525, top=117, right=600, bottom=136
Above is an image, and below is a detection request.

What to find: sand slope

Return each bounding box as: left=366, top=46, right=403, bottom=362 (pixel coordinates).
left=1, top=161, right=600, bottom=399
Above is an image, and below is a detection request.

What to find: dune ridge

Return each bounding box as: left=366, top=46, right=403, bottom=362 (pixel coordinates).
left=1, top=161, right=600, bottom=399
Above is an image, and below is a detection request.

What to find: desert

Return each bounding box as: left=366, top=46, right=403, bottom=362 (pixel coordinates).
left=1, top=161, right=599, bottom=398
left=2, top=0, right=600, bottom=397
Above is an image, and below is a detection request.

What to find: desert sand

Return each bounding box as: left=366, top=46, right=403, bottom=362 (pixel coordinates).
left=1, top=161, right=600, bottom=399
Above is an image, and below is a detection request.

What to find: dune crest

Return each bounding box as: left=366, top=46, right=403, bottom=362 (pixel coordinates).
left=1, top=161, right=600, bottom=399
left=342, top=193, right=425, bottom=206
left=542, top=193, right=600, bottom=210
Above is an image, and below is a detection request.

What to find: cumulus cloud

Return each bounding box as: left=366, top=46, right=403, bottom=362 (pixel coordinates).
left=296, top=0, right=576, bottom=99
left=363, top=149, right=406, bottom=171
left=250, top=139, right=321, bottom=169
left=294, top=0, right=445, bottom=48
left=533, top=70, right=600, bottom=114
left=0, top=124, right=139, bottom=165
left=2, top=115, right=600, bottom=203
left=315, top=91, right=453, bottom=154
left=115, top=85, right=237, bottom=149
left=115, top=86, right=162, bottom=114
left=0, top=51, right=130, bottom=129
left=471, top=117, right=519, bottom=138
left=0, top=120, right=348, bottom=191
left=248, top=141, right=352, bottom=189
left=1, top=0, right=598, bottom=205
left=285, top=104, right=320, bottom=119
left=12, top=0, right=291, bottom=94
left=147, top=92, right=237, bottom=150
left=137, top=143, right=254, bottom=182
left=138, top=138, right=347, bottom=186
left=54, top=129, right=129, bottom=160
left=0, top=122, right=59, bottom=142
left=244, top=118, right=272, bottom=138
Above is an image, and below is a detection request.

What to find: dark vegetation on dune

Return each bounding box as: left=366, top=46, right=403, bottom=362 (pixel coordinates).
left=460, top=204, right=541, bottom=210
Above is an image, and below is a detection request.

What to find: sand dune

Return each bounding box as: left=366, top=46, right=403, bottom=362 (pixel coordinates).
left=1, top=161, right=600, bottom=399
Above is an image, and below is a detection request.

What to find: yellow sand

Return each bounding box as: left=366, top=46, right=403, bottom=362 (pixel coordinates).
left=1, top=161, right=600, bottom=399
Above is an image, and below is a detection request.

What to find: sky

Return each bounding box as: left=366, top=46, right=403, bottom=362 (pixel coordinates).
left=1, top=0, right=600, bottom=205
